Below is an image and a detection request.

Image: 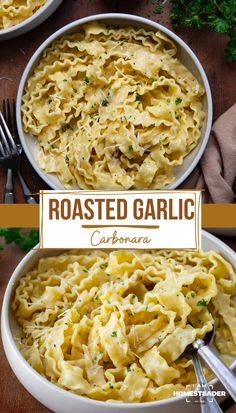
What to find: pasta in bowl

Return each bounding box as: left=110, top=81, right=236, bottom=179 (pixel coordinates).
left=17, top=14, right=212, bottom=190
left=1, top=231, right=236, bottom=413
left=12, top=249, right=236, bottom=402
left=0, top=0, right=63, bottom=41
left=0, top=0, right=48, bottom=30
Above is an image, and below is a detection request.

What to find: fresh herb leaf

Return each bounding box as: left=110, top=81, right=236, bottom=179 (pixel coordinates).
left=175, top=97, right=182, bottom=105
left=197, top=298, right=208, bottom=307
left=84, top=76, right=90, bottom=85
left=35, top=336, right=41, bottom=341
left=209, top=17, right=231, bottom=33
left=128, top=145, right=134, bottom=152
left=135, top=92, right=142, bottom=102
left=0, top=228, right=39, bottom=251
left=111, top=331, right=117, bottom=337
left=167, top=0, right=236, bottom=62
left=100, top=262, right=108, bottom=270
left=131, top=294, right=137, bottom=303
left=154, top=0, right=164, bottom=14
left=101, top=98, right=109, bottom=107
left=225, top=29, right=236, bottom=61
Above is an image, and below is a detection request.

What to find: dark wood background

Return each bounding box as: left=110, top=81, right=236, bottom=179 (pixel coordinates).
left=0, top=236, right=236, bottom=413
left=0, top=0, right=236, bottom=203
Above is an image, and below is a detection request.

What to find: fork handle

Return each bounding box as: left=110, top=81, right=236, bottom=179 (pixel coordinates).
left=197, top=341, right=236, bottom=402
left=17, top=172, right=37, bottom=204
left=192, top=352, right=222, bottom=413
left=4, top=168, right=14, bottom=204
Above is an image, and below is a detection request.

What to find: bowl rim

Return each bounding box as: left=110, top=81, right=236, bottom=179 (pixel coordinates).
left=16, top=12, right=213, bottom=191
left=1, top=230, right=236, bottom=409
left=0, top=0, right=62, bottom=37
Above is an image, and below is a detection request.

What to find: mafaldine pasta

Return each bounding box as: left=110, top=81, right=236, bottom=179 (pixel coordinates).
left=0, top=0, right=48, bottom=29
left=12, top=250, right=236, bottom=403
left=21, top=22, right=205, bottom=190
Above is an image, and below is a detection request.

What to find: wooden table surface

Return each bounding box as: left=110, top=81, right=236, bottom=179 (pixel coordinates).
left=0, top=235, right=236, bottom=413
left=0, top=0, right=236, bottom=203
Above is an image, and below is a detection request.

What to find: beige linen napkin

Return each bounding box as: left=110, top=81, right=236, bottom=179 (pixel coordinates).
left=181, top=103, right=236, bottom=203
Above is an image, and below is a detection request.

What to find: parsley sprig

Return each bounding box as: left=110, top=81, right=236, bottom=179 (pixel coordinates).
left=169, top=0, right=236, bottom=61
left=0, top=228, right=39, bottom=251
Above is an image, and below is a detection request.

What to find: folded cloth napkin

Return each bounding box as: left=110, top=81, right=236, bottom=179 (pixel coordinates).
left=181, top=103, right=236, bottom=203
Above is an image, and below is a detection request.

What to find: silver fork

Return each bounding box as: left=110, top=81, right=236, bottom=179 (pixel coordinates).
left=0, top=99, right=37, bottom=204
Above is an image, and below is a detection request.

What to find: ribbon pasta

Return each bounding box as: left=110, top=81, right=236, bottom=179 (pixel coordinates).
left=0, top=0, right=47, bottom=30
left=21, top=22, right=205, bottom=189
left=12, top=250, right=236, bottom=403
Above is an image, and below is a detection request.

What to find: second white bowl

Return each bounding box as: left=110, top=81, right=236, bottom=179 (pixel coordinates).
left=1, top=231, right=235, bottom=413
left=0, top=0, right=63, bottom=41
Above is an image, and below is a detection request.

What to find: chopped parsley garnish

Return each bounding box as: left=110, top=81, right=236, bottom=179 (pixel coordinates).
left=63, top=79, right=67, bottom=82
left=100, top=262, right=108, bottom=270
left=35, top=336, right=41, bottom=341
left=84, top=76, right=90, bottom=85
left=131, top=294, right=137, bottom=303
left=135, top=92, right=142, bottom=102
left=127, top=366, right=132, bottom=372
left=101, top=98, right=109, bottom=107
left=128, top=145, right=134, bottom=152
left=111, top=331, right=117, bottom=337
left=175, top=97, right=182, bottom=105
left=197, top=298, right=208, bottom=307
left=109, top=383, right=114, bottom=389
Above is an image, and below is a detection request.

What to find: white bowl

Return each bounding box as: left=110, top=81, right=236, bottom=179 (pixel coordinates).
left=16, top=13, right=213, bottom=191
left=0, top=0, right=63, bottom=41
left=1, top=230, right=235, bottom=413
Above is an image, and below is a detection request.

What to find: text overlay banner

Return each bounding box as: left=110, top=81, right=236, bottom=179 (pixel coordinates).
left=40, top=191, right=201, bottom=249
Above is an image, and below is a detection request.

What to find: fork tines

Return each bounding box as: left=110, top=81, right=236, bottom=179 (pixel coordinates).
left=0, top=99, right=18, bottom=157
